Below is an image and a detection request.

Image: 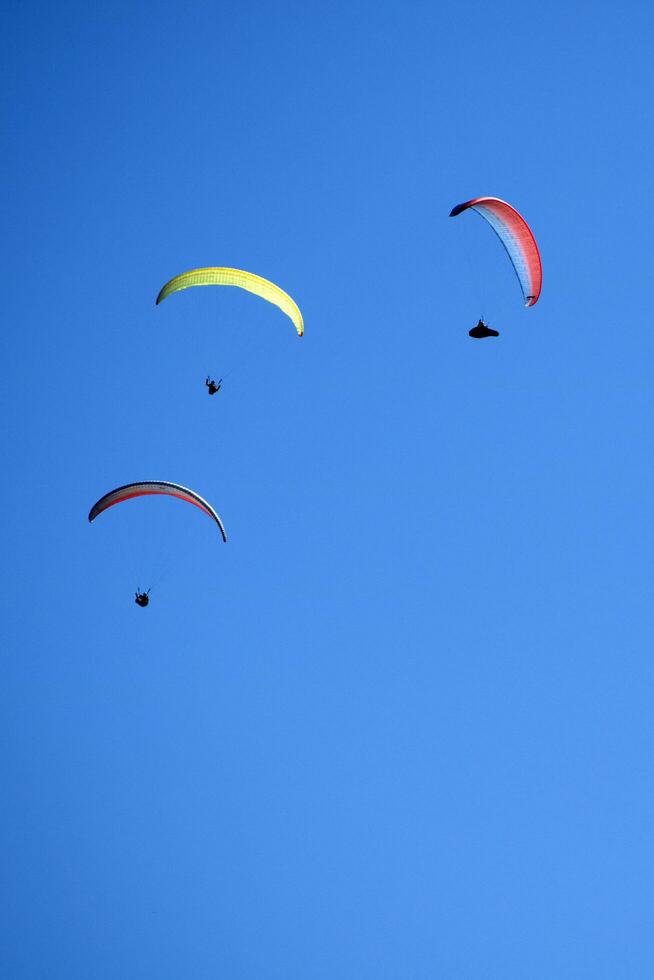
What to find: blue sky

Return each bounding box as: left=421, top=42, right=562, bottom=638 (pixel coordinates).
left=2, top=1, right=654, bottom=976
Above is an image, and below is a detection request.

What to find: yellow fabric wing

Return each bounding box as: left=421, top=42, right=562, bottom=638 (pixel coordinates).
left=156, top=267, right=304, bottom=336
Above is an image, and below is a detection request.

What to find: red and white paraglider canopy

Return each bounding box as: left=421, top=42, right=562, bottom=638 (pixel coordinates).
left=450, top=197, right=542, bottom=307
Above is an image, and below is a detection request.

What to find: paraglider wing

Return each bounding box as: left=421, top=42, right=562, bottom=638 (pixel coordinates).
left=156, top=267, right=304, bottom=336
left=88, top=481, right=227, bottom=542
left=450, top=197, right=542, bottom=307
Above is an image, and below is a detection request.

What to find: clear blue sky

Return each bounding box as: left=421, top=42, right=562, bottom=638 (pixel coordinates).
left=3, top=1, right=654, bottom=976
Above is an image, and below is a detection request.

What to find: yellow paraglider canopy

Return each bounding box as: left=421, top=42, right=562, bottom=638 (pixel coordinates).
left=156, top=267, right=304, bottom=337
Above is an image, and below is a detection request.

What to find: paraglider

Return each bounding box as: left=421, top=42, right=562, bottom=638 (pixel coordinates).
left=156, top=267, right=304, bottom=337
left=88, top=480, right=227, bottom=540
left=89, top=481, right=227, bottom=603
left=205, top=377, right=222, bottom=395
left=450, top=196, right=542, bottom=337
left=468, top=319, right=499, bottom=339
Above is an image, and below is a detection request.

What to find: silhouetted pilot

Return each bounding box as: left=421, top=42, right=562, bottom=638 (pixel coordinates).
left=469, top=318, right=499, bottom=339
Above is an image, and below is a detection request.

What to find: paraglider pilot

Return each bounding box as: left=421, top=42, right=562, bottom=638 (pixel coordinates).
left=135, top=589, right=150, bottom=607
left=205, top=377, right=222, bottom=395
left=469, top=318, right=499, bottom=339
